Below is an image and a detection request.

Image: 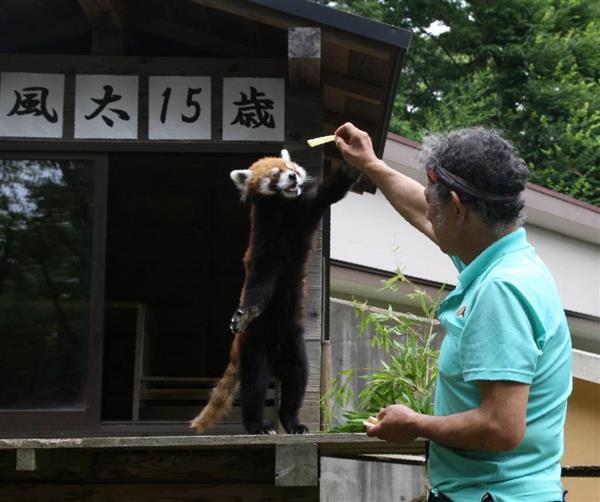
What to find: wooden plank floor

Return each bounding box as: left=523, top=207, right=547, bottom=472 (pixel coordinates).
left=0, top=433, right=426, bottom=457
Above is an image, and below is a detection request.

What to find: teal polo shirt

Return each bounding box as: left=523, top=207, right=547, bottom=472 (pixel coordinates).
left=429, top=228, right=572, bottom=502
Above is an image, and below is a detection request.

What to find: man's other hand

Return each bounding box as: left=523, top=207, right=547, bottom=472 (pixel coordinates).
left=365, top=404, right=420, bottom=443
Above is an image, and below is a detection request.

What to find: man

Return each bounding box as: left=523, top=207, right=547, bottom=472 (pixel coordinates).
left=335, top=123, right=572, bottom=502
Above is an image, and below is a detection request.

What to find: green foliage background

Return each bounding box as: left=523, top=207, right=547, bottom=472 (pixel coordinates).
left=316, top=0, right=600, bottom=206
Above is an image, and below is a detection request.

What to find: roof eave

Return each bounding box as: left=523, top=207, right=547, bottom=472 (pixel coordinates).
left=248, top=0, right=411, bottom=49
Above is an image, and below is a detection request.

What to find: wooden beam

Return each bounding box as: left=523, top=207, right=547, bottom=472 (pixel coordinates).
left=77, top=0, right=123, bottom=30
left=0, top=483, right=318, bottom=501
left=335, top=453, right=426, bottom=465
left=323, top=110, right=377, bottom=137
left=0, top=53, right=286, bottom=76
left=275, top=443, right=318, bottom=487
left=320, top=340, right=332, bottom=430
left=323, top=70, right=386, bottom=105
left=78, top=0, right=128, bottom=54
left=0, top=434, right=427, bottom=458
left=132, top=16, right=261, bottom=57
left=288, top=27, right=321, bottom=88
left=91, top=30, right=127, bottom=55
left=0, top=18, right=89, bottom=52
left=15, top=449, right=36, bottom=471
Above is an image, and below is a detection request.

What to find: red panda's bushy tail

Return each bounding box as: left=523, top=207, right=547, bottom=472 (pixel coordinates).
left=189, top=336, right=241, bottom=433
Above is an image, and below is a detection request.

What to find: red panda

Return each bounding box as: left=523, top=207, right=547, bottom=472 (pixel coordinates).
left=190, top=149, right=359, bottom=434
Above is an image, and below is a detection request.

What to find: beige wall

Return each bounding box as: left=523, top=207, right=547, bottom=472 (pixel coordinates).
left=563, top=378, right=600, bottom=501
left=526, top=224, right=600, bottom=316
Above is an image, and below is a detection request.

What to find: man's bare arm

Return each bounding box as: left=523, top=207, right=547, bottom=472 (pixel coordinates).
left=417, top=381, right=528, bottom=451
left=367, top=380, right=529, bottom=452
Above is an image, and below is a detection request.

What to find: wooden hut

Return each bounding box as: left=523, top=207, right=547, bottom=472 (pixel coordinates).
left=0, top=1, right=420, bottom=499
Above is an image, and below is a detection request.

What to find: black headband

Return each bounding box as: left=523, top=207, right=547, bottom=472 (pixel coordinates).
left=428, top=165, right=522, bottom=203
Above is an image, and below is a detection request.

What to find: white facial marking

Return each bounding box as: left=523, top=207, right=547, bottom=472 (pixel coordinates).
left=259, top=176, right=275, bottom=195
left=295, top=165, right=307, bottom=182
left=230, top=169, right=252, bottom=196
left=280, top=164, right=305, bottom=198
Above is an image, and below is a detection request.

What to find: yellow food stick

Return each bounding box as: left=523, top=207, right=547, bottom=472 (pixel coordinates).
left=307, top=135, right=336, bottom=147
left=362, top=416, right=380, bottom=427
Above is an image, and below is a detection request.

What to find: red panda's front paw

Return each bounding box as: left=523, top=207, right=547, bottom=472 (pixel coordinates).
left=230, top=306, right=259, bottom=334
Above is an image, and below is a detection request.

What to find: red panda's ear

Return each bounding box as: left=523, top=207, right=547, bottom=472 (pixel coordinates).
left=280, top=149, right=291, bottom=162
left=230, top=169, right=252, bottom=194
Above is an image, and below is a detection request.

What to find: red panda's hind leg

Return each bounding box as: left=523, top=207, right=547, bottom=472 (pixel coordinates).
left=239, top=338, right=275, bottom=434
left=277, top=325, right=309, bottom=434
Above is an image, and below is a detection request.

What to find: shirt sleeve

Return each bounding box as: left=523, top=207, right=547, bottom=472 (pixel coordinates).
left=459, top=280, right=541, bottom=384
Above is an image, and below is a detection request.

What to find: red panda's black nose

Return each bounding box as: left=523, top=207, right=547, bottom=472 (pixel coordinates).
left=289, top=172, right=296, bottom=181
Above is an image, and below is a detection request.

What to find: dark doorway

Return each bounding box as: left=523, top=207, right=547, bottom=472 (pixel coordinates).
left=101, top=153, right=255, bottom=422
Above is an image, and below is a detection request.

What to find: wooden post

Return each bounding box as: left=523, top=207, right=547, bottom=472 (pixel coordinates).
left=320, top=339, right=332, bottom=430
left=78, top=0, right=129, bottom=55
left=288, top=27, right=321, bottom=88
left=287, top=27, right=323, bottom=433
left=16, top=449, right=36, bottom=471
left=275, top=443, right=318, bottom=487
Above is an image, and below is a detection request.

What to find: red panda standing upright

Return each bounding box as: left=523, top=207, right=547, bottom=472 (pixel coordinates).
left=190, top=149, right=359, bottom=434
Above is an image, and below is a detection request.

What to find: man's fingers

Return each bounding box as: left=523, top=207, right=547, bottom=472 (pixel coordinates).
left=335, top=122, right=363, bottom=147
left=377, top=407, right=387, bottom=420
left=363, top=415, right=382, bottom=437
left=365, top=422, right=380, bottom=437
left=334, top=121, right=355, bottom=137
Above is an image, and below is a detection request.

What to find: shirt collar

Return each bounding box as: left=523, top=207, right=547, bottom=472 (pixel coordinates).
left=457, top=227, right=530, bottom=290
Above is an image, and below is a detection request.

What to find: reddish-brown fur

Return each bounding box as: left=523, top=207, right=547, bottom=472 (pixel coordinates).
left=190, top=152, right=359, bottom=435
left=189, top=334, right=243, bottom=433
left=244, top=157, right=304, bottom=196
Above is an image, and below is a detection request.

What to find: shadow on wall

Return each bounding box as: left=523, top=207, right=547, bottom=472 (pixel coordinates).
left=321, top=457, right=425, bottom=502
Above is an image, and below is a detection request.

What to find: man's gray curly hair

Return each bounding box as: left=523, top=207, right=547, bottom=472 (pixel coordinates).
left=420, top=127, right=529, bottom=235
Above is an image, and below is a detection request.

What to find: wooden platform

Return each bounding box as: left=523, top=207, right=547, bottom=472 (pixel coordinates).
left=0, top=434, right=426, bottom=501
left=0, top=432, right=426, bottom=455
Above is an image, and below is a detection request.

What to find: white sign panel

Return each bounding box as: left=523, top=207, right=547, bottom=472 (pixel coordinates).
left=75, top=75, right=138, bottom=139
left=222, top=78, right=284, bottom=141
left=148, top=76, right=211, bottom=140
left=0, top=72, right=65, bottom=138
